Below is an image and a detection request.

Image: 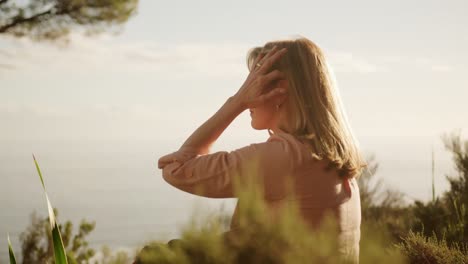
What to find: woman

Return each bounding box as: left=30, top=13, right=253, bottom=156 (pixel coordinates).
left=157, top=36, right=366, bottom=262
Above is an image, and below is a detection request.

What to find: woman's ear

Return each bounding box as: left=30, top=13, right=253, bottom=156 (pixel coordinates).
left=274, top=93, right=288, bottom=107
left=274, top=79, right=289, bottom=106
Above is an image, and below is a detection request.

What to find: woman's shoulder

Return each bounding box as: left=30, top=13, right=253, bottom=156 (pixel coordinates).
left=264, top=131, right=311, bottom=166
left=267, top=131, right=311, bottom=149
left=267, top=131, right=299, bottom=143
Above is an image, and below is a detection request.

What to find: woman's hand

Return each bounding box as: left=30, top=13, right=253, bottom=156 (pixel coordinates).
left=233, top=45, right=288, bottom=111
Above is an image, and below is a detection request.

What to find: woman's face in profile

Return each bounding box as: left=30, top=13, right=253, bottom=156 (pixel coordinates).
left=249, top=79, right=288, bottom=131
left=250, top=102, right=277, bottom=130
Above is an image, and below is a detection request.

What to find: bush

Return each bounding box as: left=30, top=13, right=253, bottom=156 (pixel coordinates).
left=19, top=209, right=96, bottom=264
left=410, top=131, right=468, bottom=247
left=397, top=231, right=468, bottom=264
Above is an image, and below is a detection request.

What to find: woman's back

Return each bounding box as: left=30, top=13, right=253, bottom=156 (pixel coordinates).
left=227, top=132, right=361, bottom=262
left=163, top=131, right=361, bottom=262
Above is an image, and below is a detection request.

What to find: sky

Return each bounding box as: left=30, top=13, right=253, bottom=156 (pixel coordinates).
left=0, top=0, right=468, bottom=244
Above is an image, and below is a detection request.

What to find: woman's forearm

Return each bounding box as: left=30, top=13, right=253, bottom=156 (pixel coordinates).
left=179, top=96, right=244, bottom=155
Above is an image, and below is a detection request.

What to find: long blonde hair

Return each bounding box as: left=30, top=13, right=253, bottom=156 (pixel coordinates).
left=246, top=37, right=367, bottom=179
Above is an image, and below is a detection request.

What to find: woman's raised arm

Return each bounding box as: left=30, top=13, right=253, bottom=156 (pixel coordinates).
left=160, top=134, right=292, bottom=198
left=157, top=45, right=289, bottom=197
left=161, top=45, right=287, bottom=158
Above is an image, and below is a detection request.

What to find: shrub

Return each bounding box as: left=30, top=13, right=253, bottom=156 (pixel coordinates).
left=397, top=231, right=468, bottom=264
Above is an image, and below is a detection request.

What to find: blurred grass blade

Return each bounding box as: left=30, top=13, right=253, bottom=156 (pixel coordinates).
left=8, top=233, right=17, bottom=264
left=45, top=193, right=67, bottom=263
left=32, top=154, right=68, bottom=264
left=32, top=154, right=46, bottom=190
left=50, top=220, right=68, bottom=263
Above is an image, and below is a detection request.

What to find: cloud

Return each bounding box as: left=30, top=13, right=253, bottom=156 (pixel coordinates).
left=0, top=33, right=392, bottom=77
left=374, top=55, right=455, bottom=73
left=2, top=33, right=455, bottom=77
left=0, top=33, right=253, bottom=78
left=0, top=102, right=166, bottom=120
left=431, top=65, right=453, bottom=72
left=327, top=51, right=385, bottom=74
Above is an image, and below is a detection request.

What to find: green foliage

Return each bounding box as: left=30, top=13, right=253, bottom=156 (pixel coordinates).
left=397, top=231, right=468, bottom=264
left=19, top=210, right=96, bottom=264
left=411, top=131, right=468, bottom=246
left=358, top=154, right=414, bottom=243
left=412, top=199, right=451, bottom=242
left=0, top=0, right=139, bottom=42
left=442, top=131, right=468, bottom=207
left=441, top=131, right=468, bottom=243
left=100, top=246, right=132, bottom=264
left=8, top=234, right=17, bottom=264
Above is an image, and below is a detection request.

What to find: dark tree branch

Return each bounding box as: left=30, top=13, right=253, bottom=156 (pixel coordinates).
left=0, top=8, right=54, bottom=33
left=0, top=4, right=83, bottom=33
left=0, top=0, right=138, bottom=41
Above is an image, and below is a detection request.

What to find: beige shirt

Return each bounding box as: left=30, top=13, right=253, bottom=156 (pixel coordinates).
left=161, top=131, right=361, bottom=262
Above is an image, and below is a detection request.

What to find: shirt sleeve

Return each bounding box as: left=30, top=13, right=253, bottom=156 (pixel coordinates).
left=160, top=134, right=293, bottom=198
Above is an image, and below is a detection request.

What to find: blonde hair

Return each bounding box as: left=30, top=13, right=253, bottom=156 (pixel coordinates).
left=246, top=36, right=367, bottom=179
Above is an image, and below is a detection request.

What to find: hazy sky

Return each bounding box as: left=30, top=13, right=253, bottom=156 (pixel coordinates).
left=1, top=0, right=467, bottom=199
left=1, top=1, right=468, bottom=260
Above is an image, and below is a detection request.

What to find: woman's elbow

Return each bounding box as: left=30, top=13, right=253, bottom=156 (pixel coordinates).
left=161, top=162, right=183, bottom=184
